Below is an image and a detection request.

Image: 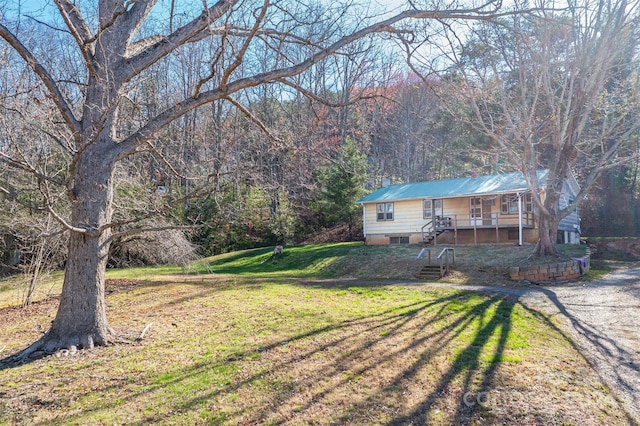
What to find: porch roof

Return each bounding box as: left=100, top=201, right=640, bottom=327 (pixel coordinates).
left=358, top=170, right=548, bottom=203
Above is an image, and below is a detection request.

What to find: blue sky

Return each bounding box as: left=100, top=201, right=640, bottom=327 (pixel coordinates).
left=7, top=0, right=407, bottom=24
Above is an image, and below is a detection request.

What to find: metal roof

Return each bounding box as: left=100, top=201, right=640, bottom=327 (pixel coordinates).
left=358, top=170, right=548, bottom=203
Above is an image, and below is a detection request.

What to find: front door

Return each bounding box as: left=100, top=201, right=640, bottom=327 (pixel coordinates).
left=483, top=198, right=494, bottom=225
left=470, top=197, right=482, bottom=226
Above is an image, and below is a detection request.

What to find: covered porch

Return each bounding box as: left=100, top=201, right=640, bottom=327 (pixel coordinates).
left=422, top=212, right=536, bottom=245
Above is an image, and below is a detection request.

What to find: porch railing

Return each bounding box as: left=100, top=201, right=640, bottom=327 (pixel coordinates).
left=421, top=212, right=535, bottom=245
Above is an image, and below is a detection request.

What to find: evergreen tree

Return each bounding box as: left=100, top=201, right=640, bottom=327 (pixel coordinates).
left=315, top=138, right=367, bottom=238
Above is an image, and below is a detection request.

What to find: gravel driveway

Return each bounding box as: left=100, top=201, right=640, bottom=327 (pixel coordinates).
left=407, top=263, right=640, bottom=423
left=521, top=265, right=640, bottom=424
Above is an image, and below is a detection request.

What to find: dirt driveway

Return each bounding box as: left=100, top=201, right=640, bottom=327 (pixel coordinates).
left=520, top=265, right=640, bottom=424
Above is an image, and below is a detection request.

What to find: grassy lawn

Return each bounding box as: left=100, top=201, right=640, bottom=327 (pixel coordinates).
left=0, top=243, right=627, bottom=425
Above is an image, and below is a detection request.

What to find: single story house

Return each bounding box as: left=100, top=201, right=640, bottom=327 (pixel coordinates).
left=357, top=170, right=581, bottom=246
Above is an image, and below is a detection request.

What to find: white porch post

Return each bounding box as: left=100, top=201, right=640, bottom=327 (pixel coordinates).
left=517, top=192, right=523, bottom=246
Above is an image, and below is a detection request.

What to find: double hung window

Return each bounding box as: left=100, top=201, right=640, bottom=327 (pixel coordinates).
left=376, top=203, right=394, bottom=221
left=423, top=199, right=443, bottom=220
left=500, top=193, right=533, bottom=214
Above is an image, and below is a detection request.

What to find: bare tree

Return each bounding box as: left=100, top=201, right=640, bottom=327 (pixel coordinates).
left=0, top=0, right=532, bottom=357
left=426, top=0, right=640, bottom=256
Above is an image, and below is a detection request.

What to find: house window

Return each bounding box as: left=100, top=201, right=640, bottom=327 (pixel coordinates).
left=423, top=199, right=432, bottom=219
left=389, top=236, right=409, bottom=244
left=376, top=202, right=394, bottom=221
left=423, top=199, right=443, bottom=219
left=501, top=193, right=533, bottom=214
left=525, top=194, right=533, bottom=212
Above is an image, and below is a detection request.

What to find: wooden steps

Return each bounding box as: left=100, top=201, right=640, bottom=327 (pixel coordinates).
left=416, top=247, right=455, bottom=280
left=416, top=264, right=443, bottom=280
left=423, top=229, right=445, bottom=245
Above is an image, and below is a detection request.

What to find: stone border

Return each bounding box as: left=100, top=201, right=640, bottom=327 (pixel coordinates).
left=509, top=248, right=591, bottom=282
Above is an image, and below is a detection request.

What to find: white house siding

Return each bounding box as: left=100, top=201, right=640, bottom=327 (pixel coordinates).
left=441, top=198, right=469, bottom=221
left=365, top=197, right=482, bottom=237
left=559, top=210, right=580, bottom=231
left=359, top=170, right=582, bottom=246
left=364, top=195, right=540, bottom=245
left=364, top=199, right=424, bottom=235
left=558, top=181, right=581, bottom=243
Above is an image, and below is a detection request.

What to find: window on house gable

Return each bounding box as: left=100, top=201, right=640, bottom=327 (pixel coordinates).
left=501, top=193, right=533, bottom=214
left=376, top=202, right=394, bottom=221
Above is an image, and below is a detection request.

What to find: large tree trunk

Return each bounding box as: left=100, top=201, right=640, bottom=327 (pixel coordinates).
left=533, top=213, right=561, bottom=257
left=37, top=147, right=117, bottom=353
left=42, top=231, right=114, bottom=352
left=532, top=188, right=562, bottom=258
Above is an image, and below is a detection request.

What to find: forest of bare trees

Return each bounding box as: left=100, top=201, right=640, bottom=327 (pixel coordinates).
left=0, top=0, right=639, bottom=354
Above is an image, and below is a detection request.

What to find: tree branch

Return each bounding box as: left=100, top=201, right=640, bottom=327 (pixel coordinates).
left=101, top=182, right=215, bottom=238
left=0, top=152, right=68, bottom=188
left=220, top=0, right=270, bottom=90
left=54, top=0, right=97, bottom=75
left=120, top=1, right=158, bottom=56
left=110, top=225, right=198, bottom=241
left=0, top=23, right=82, bottom=139
left=225, top=96, right=283, bottom=145
left=117, top=1, right=532, bottom=158
left=37, top=179, right=90, bottom=235
left=277, top=78, right=379, bottom=107
left=122, top=0, right=238, bottom=83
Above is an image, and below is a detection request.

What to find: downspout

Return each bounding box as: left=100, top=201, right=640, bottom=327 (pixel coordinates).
left=362, top=204, right=367, bottom=244
left=517, top=192, right=523, bottom=246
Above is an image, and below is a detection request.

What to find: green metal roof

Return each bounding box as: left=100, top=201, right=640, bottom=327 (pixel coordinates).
left=358, top=170, right=548, bottom=203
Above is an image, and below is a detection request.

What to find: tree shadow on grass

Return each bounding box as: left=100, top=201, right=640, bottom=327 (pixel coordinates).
left=26, top=288, right=526, bottom=425
left=20, top=294, right=461, bottom=424
left=381, top=296, right=514, bottom=425
left=2, top=275, right=636, bottom=425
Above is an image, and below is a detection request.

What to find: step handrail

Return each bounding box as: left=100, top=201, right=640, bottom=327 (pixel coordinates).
left=421, top=220, right=434, bottom=243
left=436, top=247, right=455, bottom=277
left=417, top=247, right=432, bottom=262
left=416, top=247, right=431, bottom=276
